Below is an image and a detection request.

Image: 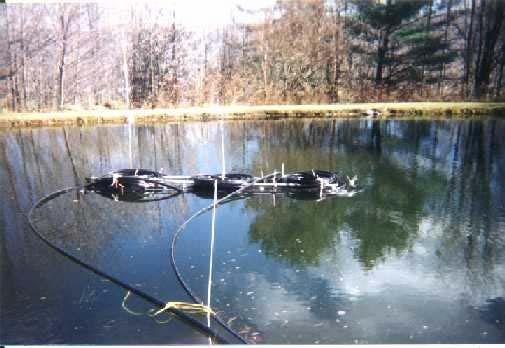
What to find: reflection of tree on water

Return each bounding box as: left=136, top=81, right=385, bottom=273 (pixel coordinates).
left=246, top=120, right=446, bottom=269
left=247, top=158, right=434, bottom=269
left=479, top=297, right=505, bottom=334
left=432, top=120, right=505, bottom=299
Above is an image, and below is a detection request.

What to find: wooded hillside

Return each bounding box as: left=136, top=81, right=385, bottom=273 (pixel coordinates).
left=2, top=0, right=505, bottom=112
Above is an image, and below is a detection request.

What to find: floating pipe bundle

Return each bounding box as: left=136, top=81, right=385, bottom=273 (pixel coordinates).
left=85, top=168, right=359, bottom=201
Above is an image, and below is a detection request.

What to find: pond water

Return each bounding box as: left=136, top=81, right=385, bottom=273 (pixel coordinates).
left=1, top=119, right=504, bottom=344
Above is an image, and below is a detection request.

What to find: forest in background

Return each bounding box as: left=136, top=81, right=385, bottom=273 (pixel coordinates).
left=1, top=0, right=505, bottom=112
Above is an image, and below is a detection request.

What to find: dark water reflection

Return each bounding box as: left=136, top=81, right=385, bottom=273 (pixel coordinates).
left=1, top=119, right=504, bottom=344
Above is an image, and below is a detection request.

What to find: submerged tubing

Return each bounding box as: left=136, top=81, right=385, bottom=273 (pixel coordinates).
left=170, top=172, right=279, bottom=345
left=26, top=186, right=233, bottom=344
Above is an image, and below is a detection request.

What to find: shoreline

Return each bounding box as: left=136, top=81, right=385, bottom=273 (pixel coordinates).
left=2, top=102, right=505, bottom=128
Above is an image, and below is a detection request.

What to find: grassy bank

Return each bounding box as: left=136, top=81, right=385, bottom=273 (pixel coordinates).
left=2, top=102, right=505, bottom=128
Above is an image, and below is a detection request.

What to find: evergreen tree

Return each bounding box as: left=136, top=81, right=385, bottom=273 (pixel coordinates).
left=348, top=0, right=456, bottom=99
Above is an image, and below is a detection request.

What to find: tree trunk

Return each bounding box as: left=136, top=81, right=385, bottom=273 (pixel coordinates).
left=495, top=46, right=505, bottom=97
left=474, top=0, right=504, bottom=99
left=171, top=11, right=178, bottom=105
left=438, top=0, right=452, bottom=98
left=20, top=6, right=27, bottom=110
left=463, top=0, right=475, bottom=98
left=375, top=28, right=390, bottom=101
left=120, top=31, right=130, bottom=108
left=57, top=8, right=70, bottom=110
left=6, top=8, right=17, bottom=111
left=333, top=1, right=341, bottom=103
left=473, top=0, right=486, bottom=99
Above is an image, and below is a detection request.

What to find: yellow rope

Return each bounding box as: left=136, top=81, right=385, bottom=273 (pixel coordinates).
left=150, top=301, right=216, bottom=317
left=122, top=291, right=215, bottom=318
left=121, top=291, right=145, bottom=316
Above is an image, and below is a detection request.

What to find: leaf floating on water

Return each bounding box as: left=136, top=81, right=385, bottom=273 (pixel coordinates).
left=238, top=324, right=252, bottom=335
left=227, top=316, right=237, bottom=326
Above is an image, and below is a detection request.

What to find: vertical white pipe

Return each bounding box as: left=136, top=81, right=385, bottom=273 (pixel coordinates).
left=207, top=180, right=218, bottom=342
left=282, top=162, right=285, bottom=177
left=128, top=123, right=133, bottom=168
left=221, top=120, right=226, bottom=180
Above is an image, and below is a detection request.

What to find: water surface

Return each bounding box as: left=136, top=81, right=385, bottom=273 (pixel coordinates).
left=1, top=119, right=504, bottom=344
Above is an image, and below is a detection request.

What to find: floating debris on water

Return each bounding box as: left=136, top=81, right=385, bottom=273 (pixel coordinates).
left=337, top=310, right=346, bottom=316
